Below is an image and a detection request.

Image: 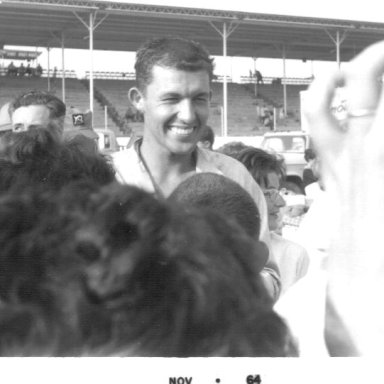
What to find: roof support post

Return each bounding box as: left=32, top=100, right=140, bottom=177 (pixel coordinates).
left=222, top=22, right=228, bottom=137
left=253, top=57, right=258, bottom=97
left=61, top=33, right=66, bottom=103
left=73, top=10, right=108, bottom=127
left=47, top=46, right=51, bottom=92
left=209, top=20, right=239, bottom=137
left=89, top=11, right=94, bottom=125
left=282, top=45, right=287, bottom=118
left=325, top=29, right=347, bottom=68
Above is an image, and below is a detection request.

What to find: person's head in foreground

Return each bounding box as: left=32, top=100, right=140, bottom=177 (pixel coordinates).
left=8, top=90, right=66, bottom=140
left=169, top=172, right=262, bottom=239
left=216, top=141, right=250, bottom=158
left=128, top=37, right=214, bottom=156
left=235, top=147, right=286, bottom=232
left=0, top=182, right=297, bottom=357
left=0, top=127, right=115, bottom=193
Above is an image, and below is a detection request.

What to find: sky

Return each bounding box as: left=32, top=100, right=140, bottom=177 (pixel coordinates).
left=4, top=0, right=383, bottom=79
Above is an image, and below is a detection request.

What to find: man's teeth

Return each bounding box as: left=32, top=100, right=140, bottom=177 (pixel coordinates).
left=170, top=126, right=194, bottom=135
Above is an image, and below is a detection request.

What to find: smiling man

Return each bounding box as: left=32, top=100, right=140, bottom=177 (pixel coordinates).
left=112, top=37, right=281, bottom=300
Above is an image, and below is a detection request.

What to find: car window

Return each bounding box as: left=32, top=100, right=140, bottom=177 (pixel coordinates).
left=263, top=135, right=306, bottom=153
left=263, top=138, right=284, bottom=152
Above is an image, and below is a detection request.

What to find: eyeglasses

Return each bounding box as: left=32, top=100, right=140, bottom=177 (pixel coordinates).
left=263, top=188, right=287, bottom=200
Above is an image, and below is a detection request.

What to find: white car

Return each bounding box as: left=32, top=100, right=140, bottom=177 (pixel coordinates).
left=261, top=131, right=311, bottom=193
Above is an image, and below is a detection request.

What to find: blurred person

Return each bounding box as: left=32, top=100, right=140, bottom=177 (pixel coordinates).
left=7, top=61, right=17, bottom=76
left=197, top=125, right=215, bottom=150
left=234, top=147, right=309, bottom=295
left=63, top=108, right=99, bottom=154
left=255, top=70, right=264, bottom=84
left=0, top=182, right=297, bottom=357
left=111, top=36, right=281, bottom=300
left=216, top=140, right=250, bottom=157
left=8, top=90, right=66, bottom=139
left=25, top=63, right=33, bottom=77
left=303, top=150, right=324, bottom=204
left=0, top=102, right=12, bottom=136
left=303, top=40, right=384, bottom=356
left=0, top=127, right=115, bottom=193
left=17, top=63, right=26, bottom=77
left=303, top=148, right=318, bottom=188
left=34, top=64, right=43, bottom=77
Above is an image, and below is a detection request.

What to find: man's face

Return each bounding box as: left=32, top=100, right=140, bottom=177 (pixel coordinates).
left=11, top=105, right=52, bottom=132
left=135, top=66, right=211, bottom=155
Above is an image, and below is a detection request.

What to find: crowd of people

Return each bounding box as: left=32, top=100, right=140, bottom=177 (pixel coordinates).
left=0, top=35, right=383, bottom=357
left=6, top=61, right=43, bottom=78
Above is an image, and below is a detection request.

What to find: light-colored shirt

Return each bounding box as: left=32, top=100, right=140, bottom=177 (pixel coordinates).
left=270, top=232, right=310, bottom=295
left=112, top=145, right=281, bottom=299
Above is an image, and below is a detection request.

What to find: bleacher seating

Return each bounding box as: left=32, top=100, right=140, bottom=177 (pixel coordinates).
left=0, top=72, right=309, bottom=137
left=211, top=82, right=260, bottom=136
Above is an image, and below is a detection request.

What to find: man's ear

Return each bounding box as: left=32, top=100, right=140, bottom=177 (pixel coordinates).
left=128, top=87, right=144, bottom=112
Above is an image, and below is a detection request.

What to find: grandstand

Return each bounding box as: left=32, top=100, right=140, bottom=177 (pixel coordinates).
left=0, top=71, right=308, bottom=137
left=0, top=1, right=382, bottom=140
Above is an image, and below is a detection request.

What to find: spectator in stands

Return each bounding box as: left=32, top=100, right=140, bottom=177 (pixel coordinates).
left=18, top=63, right=26, bottom=77
left=233, top=147, right=310, bottom=295
left=263, top=111, right=274, bottom=131
left=8, top=90, right=66, bottom=139
left=255, top=70, right=264, bottom=84
left=0, top=179, right=296, bottom=356
left=7, top=61, right=17, bottom=77
left=197, top=125, right=215, bottom=150
left=25, top=63, right=33, bottom=77
left=34, top=64, right=43, bottom=77
left=111, top=36, right=281, bottom=301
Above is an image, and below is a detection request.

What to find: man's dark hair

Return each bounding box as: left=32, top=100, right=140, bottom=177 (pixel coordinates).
left=8, top=90, right=66, bottom=120
left=135, top=37, right=215, bottom=92
left=232, top=147, right=286, bottom=187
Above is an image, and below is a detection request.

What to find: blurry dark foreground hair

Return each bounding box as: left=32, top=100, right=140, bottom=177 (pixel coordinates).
left=0, top=127, right=115, bottom=193
left=0, top=181, right=297, bottom=357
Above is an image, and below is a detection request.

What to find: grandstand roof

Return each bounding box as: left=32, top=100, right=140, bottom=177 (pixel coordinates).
left=1, top=0, right=384, bottom=62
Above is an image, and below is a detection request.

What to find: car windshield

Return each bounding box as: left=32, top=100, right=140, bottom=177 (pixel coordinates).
left=263, top=136, right=306, bottom=153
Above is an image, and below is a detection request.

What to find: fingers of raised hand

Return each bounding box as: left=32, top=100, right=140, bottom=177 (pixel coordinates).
left=304, top=70, right=345, bottom=159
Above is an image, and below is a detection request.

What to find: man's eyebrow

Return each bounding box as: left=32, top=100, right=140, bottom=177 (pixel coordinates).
left=160, top=92, right=180, bottom=98
left=194, top=91, right=210, bottom=97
